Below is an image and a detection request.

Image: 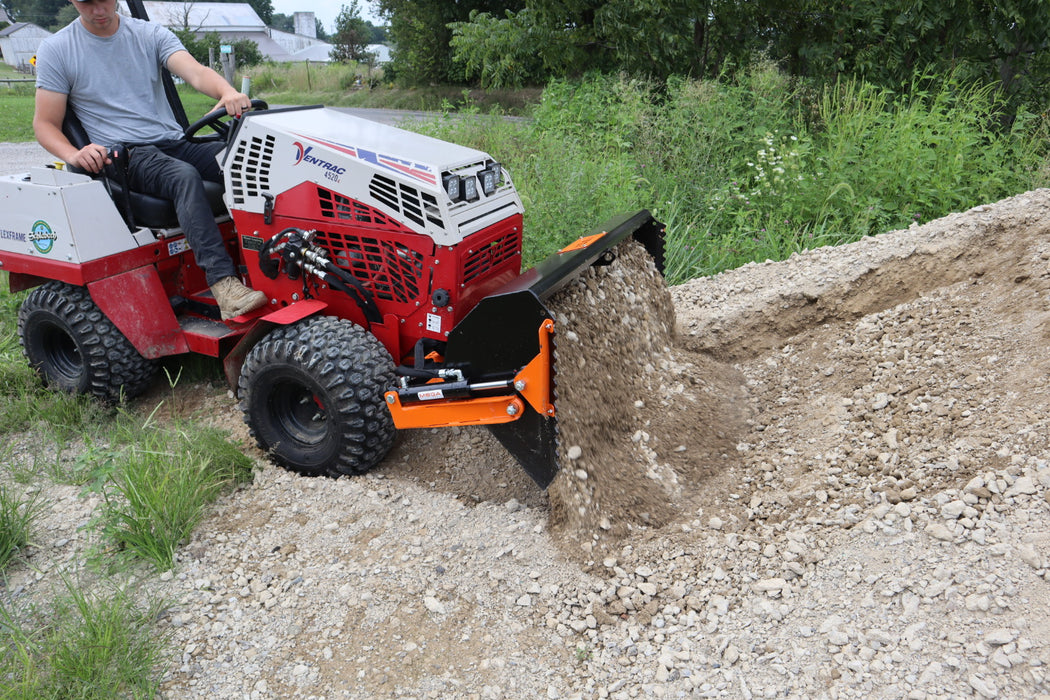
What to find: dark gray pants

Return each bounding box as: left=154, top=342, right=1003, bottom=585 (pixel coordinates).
left=126, top=139, right=236, bottom=286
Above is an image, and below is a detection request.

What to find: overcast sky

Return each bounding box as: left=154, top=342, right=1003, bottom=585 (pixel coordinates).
left=270, top=0, right=383, bottom=34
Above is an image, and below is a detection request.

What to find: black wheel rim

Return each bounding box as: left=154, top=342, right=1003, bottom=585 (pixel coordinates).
left=38, top=320, right=83, bottom=383
left=268, top=379, right=328, bottom=446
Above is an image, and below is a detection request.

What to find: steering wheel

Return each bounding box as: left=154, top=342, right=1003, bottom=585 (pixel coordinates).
left=184, top=98, right=269, bottom=144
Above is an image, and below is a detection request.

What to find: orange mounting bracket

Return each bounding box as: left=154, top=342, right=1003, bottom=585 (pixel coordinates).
left=383, top=318, right=555, bottom=429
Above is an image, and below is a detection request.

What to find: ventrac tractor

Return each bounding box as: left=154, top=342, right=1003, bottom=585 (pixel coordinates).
left=0, top=7, right=663, bottom=489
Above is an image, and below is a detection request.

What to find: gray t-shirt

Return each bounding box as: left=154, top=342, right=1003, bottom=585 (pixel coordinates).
left=36, top=16, right=186, bottom=146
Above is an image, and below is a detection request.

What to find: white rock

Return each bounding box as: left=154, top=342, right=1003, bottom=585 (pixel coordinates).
left=925, top=523, right=954, bottom=541
left=968, top=674, right=998, bottom=698
left=985, top=628, right=1019, bottom=646
left=1017, top=544, right=1046, bottom=569
left=1005, top=476, right=1036, bottom=496
left=753, top=578, right=787, bottom=594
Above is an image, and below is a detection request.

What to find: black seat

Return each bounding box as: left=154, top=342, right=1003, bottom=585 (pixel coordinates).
left=61, top=110, right=227, bottom=230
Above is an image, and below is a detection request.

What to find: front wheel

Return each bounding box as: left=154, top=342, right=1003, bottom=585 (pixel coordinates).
left=18, top=281, right=157, bottom=401
left=238, top=316, right=397, bottom=477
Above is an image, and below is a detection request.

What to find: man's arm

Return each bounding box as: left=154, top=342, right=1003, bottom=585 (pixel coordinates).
left=166, top=50, right=252, bottom=117
left=33, top=88, right=111, bottom=173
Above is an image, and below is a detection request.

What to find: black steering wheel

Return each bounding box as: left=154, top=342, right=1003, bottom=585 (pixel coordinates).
left=184, top=98, right=269, bottom=144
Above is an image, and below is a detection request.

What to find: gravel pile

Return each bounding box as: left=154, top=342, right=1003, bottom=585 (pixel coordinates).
left=4, top=189, right=1050, bottom=699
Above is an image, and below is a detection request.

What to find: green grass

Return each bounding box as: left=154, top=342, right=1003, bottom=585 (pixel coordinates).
left=411, top=66, right=1049, bottom=279
left=91, top=395, right=254, bottom=570
left=0, top=580, right=169, bottom=699
left=0, top=93, right=35, bottom=142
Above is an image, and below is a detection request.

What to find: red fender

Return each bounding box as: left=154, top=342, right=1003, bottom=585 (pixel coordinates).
left=222, top=299, right=329, bottom=387
left=88, top=266, right=189, bottom=359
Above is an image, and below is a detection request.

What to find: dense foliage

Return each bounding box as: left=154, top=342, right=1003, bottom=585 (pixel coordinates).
left=392, top=0, right=1050, bottom=121
left=416, top=67, right=1048, bottom=281
left=375, top=0, right=525, bottom=85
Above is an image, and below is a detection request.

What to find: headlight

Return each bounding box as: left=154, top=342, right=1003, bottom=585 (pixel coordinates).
left=462, top=174, right=479, bottom=202
left=479, top=162, right=501, bottom=196
left=443, top=173, right=462, bottom=202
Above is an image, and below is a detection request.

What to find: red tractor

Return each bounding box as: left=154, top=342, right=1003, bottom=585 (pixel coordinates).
left=1, top=79, right=661, bottom=489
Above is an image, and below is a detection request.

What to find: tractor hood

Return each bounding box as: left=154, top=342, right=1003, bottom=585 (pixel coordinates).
left=225, top=106, right=524, bottom=245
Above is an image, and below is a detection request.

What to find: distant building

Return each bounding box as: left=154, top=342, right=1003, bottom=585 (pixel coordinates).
left=366, top=44, right=391, bottom=65
left=0, top=22, right=51, bottom=69
left=117, top=1, right=334, bottom=62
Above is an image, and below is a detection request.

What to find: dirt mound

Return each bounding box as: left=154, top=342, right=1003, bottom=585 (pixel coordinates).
left=545, top=240, right=749, bottom=559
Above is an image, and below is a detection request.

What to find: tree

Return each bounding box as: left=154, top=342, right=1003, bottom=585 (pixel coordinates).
left=52, top=2, right=79, bottom=29
left=330, top=1, right=371, bottom=63
left=174, top=28, right=263, bottom=69
left=448, top=0, right=761, bottom=84
left=4, top=0, right=66, bottom=27
left=444, top=0, right=1050, bottom=118
left=450, top=9, right=548, bottom=88
left=765, top=0, right=1050, bottom=115
left=270, top=12, right=294, bottom=32
left=377, top=0, right=525, bottom=85
left=242, top=0, right=272, bottom=25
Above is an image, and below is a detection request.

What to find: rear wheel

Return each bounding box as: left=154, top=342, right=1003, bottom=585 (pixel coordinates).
left=238, top=316, right=397, bottom=477
left=17, top=281, right=157, bottom=401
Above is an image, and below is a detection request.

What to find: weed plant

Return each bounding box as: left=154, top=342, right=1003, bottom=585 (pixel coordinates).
left=0, top=486, right=43, bottom=570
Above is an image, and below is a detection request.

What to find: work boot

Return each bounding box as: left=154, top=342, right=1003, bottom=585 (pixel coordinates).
left=211, top=276, right=267, bottom=320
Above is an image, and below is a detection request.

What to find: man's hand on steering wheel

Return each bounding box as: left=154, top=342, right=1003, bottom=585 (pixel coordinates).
left=184, top=98, right=269, bottom=144
left=218, top=90, right=253, bottom=118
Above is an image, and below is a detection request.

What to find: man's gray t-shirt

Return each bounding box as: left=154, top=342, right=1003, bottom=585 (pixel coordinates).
left=36, top=17, right=186, bottom=146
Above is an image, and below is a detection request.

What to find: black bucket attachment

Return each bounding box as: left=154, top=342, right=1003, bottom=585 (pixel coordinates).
left=438, top=210, right=665, bottom=488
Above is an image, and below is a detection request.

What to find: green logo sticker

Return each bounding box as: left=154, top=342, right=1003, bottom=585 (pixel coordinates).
left=28, top=220, right=57, bottom=255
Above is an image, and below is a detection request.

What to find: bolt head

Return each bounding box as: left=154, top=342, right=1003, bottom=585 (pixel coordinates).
left=506, top=403, right=519, bottom=416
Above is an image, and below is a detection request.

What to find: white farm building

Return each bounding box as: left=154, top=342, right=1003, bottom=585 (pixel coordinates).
left=0, top=22, right=51, bottom=70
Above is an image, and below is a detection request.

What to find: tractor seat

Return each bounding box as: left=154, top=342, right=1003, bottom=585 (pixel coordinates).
left=61, top=111, right=227, bottom=230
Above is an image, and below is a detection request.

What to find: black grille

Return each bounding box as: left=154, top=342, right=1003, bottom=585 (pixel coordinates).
left=368, top=174, right=444, bottom=231
left=313, top=230, right=425, bottom=304
left=317, top=188, right=409, bottom=232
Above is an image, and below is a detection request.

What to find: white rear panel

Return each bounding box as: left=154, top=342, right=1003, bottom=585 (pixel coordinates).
left=0, top=168, right=138, bottom=263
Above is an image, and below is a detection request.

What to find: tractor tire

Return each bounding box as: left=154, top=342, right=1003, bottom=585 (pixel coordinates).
left=238, top=316, right=397, bottom=477
left=17, top=281, right=157, bottom=401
